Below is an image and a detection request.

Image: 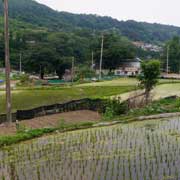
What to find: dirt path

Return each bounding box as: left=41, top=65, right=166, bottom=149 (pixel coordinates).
left=0, top=110, right=101, bottom=135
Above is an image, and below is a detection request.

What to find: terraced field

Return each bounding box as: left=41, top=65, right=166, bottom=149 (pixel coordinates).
left=1, top=117, right=180, bottom=179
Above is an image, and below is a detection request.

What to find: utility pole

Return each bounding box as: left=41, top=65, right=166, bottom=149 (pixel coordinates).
left=19, top=52, right=22, bottom=74
left=167, top=45, right=169, bottom=74
left=99, top=34, right=104, bottom=80
left=71, top=57, right=75, bottom=84
left=4, top=0, right=12, bottom=123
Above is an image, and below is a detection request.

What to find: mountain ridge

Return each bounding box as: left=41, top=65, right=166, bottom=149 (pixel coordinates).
left=0, top=0, right=180, bottom=43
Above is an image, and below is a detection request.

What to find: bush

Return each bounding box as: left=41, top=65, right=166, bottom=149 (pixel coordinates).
left=18, top=74, right=32, bottom=86
left=0, top=128, right=56, bottom=147
left=103, top=106, right=114, bottom=120
left=104, top=98, right=128, bottom=120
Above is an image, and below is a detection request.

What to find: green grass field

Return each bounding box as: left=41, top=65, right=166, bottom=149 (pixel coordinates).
left=77, top=78, right=139, bottom=87
left=77, top=77, right=180, bottom=87
left=0, top=86, right=134, bottom=113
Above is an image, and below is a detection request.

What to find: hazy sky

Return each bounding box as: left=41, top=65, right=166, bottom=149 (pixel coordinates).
left=37, top=0, right=180, bottom=27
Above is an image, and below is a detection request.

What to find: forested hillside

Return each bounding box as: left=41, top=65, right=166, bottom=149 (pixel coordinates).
left=0, top=0, right=177, bottom=76
left=0, top=0, right=180, bottom=43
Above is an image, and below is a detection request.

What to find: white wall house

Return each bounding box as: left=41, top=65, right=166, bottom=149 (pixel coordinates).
left=115, top=58, right=141, bottom=76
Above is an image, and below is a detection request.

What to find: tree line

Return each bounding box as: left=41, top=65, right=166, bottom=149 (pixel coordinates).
left=162, top=36, right=180, bottom=73
left=0, top=28, right=152, bottom=79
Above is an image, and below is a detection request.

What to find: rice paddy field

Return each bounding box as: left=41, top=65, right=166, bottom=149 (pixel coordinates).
left=1, top=117, right=180, bottom=179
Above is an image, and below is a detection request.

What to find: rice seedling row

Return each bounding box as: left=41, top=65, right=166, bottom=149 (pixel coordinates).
left=1, top=118, right=180, bottom=179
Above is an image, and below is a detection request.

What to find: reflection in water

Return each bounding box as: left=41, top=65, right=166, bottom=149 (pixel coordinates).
left=1, top=118, right=180, bottom=179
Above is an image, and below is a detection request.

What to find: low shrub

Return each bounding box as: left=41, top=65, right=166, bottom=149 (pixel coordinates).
left=129, top=98, right=180, bottom=116
left=0, top=128, right=55, bottom=147
left=0, top=122, right=95, bottom=147
left=103, top=98, right=128, bottom=120
left=17, top=74, right=33, bottom=86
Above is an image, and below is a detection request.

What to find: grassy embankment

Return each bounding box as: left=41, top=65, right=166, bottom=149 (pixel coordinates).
left=0, top=85, right=134, bottom=113
left=0, top=121, right=94, bottom=147
left=1, top=77, right=180, bottom=113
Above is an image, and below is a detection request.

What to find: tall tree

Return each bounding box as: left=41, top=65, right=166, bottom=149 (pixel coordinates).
left=138, top=60, right=160, bottom=104
left=54, top=57, right=71, bottom=79
left=25, top=47, right=56, bottom=79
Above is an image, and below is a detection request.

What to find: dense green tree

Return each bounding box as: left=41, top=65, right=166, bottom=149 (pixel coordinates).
left=76, top=65, right=96, bottom=81
left=162, top=36, right=180, bottom=73
left=1, top=0, right=180, bottom=43
left=0, top=1, right=163, bottom=79
left=47, top=32, right=91, bottom=63
left=95, top=33, right=136, bottom=72
left=25, top=47, right=56, bottom=79
left=138, top=60, right=160, bottom=103
left=54, top=57, right=71, bottom=79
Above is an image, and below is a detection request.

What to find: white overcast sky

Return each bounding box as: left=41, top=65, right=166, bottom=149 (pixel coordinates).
left=37, top=0, right=180, bottom=27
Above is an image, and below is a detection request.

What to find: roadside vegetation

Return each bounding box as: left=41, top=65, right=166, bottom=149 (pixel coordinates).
left=128, top=97, right=180, bottom=117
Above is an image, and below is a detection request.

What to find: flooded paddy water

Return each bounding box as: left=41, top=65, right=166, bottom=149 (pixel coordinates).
left=1, top=118, right=180, bottom=179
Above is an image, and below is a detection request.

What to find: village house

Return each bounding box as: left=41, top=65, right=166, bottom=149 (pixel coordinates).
left=95, top=58, right=141, bottom=77
left=132, top=41, right=163, bottom=52
left=114, top=58, right=141, bottom=76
